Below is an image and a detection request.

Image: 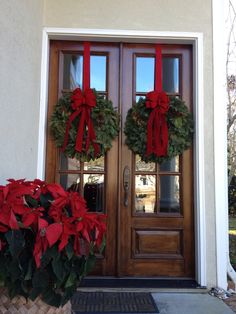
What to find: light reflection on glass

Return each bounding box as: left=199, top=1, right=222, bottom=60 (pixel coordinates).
left=135, top=175, right=156, bottom=213
left=162, top=57, right=179, bottom=93
left=135, top=155, right=155, bottom=172
left=83, top=174, right=104, bottom=212
left=63, top=54, right=107, bottom=92
left=60, top=154, right=80, bottom=171
left=84, top=156, right=105, bottom=172
left=63, top=54, right=83, bottom=90
left=136, top=57, right=155, bottom=92
left=159, top=157, right=179, bottom=172
left=160, top=176, right=180, bottom=213
left=60, top=174, right=80, bottom=192
left=90, top=56, right=106, bottom=91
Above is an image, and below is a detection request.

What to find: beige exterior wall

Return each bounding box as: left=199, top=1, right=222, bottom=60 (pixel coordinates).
left=0, top=0, right=43, bottom=182
left=0, top=0, right=217, bottom=287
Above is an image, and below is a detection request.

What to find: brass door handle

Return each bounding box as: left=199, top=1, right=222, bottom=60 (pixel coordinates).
left=123, top=166, right=130, bottom=207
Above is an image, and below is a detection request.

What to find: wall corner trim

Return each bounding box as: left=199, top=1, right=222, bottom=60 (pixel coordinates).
left=212, top=0, right=229, bottom=290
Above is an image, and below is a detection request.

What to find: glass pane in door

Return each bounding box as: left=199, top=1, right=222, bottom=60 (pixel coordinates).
left=83, top=174, right=105, bottom=212
left=136, top=57, right=155, bottom=92
left=162, top=57, right=179, bottom=93
left=135, top=175, right=156, bottom=213
left=60, top=174, right=80, bottom=192
left=160, top=175, right=180, bottom=213
left=90, top=56, right=107, bottom=91
left=63, top=54, right=107, bottom=92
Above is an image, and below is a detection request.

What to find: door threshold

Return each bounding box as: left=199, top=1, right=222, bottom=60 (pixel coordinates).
left=80, top=277, right=204, bottom=289
left=77, top=287, right=208, bottom=294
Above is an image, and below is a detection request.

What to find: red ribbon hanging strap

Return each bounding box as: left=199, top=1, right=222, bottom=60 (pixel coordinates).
left=61, top=42, right=100, bottom=156
left=145, top=45, right=169, bottom=157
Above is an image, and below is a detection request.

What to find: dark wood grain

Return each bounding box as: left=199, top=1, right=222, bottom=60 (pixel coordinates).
left=45, top=41, right=194, bottom=278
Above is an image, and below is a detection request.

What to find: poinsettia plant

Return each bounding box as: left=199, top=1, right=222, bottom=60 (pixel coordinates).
left=0, top=179, right=106, bottom=307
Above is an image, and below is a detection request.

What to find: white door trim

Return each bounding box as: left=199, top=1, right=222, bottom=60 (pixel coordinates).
left=37, top=27, right=207, bottom=286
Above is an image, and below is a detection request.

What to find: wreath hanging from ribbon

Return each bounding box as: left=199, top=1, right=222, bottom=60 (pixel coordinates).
left=50, top=42, right=120, bottom=162
left=124, top=45, right=193, bottom=164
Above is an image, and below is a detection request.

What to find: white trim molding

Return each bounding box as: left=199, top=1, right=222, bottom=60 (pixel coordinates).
left=212, top=0, right=229, bottom=290
left=37, top=28, right=206, bottom=286
left=37, top=30, right=50, bottom=180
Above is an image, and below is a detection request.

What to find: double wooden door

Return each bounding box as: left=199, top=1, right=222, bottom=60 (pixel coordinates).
left=46, top=41, right=194, bottom=278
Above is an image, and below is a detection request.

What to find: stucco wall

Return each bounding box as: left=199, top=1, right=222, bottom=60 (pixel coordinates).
left=0, top=0, right=43, bottom=182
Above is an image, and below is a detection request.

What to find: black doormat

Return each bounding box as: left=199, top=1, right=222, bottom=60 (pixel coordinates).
left=71, top=292, right=159, bottom=313
left=80, top=278, right=199, bottom=289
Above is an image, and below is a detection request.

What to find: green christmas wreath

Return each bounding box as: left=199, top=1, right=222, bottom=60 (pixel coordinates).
left=50, top=90, right=120, bottom=162
left=124, top=96, right=194, bottom=164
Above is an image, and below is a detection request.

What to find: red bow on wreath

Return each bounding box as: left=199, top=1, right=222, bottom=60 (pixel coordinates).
left=61, top=42, right=100, bottom=156
left=146, top=90, right=169, bottom=156
left=145, top=45, right=169, bottom=157
left=61, top=87, right=99, bottom=155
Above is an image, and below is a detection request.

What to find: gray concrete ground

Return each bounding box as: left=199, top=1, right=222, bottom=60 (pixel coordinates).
left=152, top=293, right=234, bottom=314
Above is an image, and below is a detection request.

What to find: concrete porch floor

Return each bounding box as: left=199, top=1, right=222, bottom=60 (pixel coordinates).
left=152, top=293, right=235, bottom=314
left=76, top=288, right=235, bottom=313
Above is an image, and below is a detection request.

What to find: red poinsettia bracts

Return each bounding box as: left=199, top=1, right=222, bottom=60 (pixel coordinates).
left=0, top=179, right=106, bottom=268
left=22, top=207, right=45, bottom=229
left=58, top=216, right=76, bottom=252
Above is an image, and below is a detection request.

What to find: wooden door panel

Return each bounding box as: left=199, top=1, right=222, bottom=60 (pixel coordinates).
left=125, top=260, right=185, bottom=277
left=133, top=229, right=183, bottom=257
left=119, top=44, right=194, bottom=277
left=46, top=41, right=194, bottom=279
left=46, top=41, right=120, bottom=276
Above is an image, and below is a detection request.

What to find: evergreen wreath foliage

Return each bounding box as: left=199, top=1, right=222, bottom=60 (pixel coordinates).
left=124, top=96, right=194, bottom=163
left=50, top=91, right=120, bottom=162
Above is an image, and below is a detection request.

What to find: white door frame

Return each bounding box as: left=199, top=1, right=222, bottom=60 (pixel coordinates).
left=36, top=27, right=225, bottom=288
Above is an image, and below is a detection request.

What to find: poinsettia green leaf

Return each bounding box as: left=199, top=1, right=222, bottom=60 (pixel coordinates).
left=62, top=286, right=76, bottom=306
left=25, top=195, right=39, bottom=208
left=8, top=259, right=21, bottom=281
left=24, top=258, right=33, bottom=280
left=30, top=287, right=42, bottom=301
left=32, top=270, right=49, bottom=289
left=39, top=192, right=53, bottom=210
left=7, top=281, right=22, bottom=299
left=99, top=236, right=106, bottom=254
left=52, top=257, right=66, bottom=281
left=5, top=230, right=25, bottom=256
left=65, top=241, right=74, bottom=260
left=84, top=254, right=96, bottom=275
left=65, top=271, right=77, bottom=288
left=42, top=288, right=61, bottom=307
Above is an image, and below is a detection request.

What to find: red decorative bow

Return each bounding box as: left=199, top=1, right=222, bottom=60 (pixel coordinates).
left=61, top=88, right=100, bottom=156
left=146, top=90, right=169, bottom=157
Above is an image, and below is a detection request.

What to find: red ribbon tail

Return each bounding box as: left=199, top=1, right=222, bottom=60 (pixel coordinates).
left=85, top=109, right=91, bottom=152
left=155, top=113, right=168, bottom=157
left=85, top=110, right=100, bottom=156
left=75, top=108, right=86, bottom=152
left=153, top=112, right=160, bottom=156
left=146, top=110, right=156, bottom=156
left=61, top=111, right=80, bottom=152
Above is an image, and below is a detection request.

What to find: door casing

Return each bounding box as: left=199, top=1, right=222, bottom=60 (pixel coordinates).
left=37, top=28, right=206, bottom=286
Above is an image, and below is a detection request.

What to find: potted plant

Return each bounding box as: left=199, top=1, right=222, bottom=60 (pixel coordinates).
left=0, top=179, right=106, bottom=313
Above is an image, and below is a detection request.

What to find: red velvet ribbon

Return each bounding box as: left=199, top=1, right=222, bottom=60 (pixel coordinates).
left=61, top=42, right=100, bottom=156
left=146, top=45, right=169, bottom=157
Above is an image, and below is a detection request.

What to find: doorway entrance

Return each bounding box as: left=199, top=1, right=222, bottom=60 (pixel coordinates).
left=46, top=41, right=194, bottom=278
